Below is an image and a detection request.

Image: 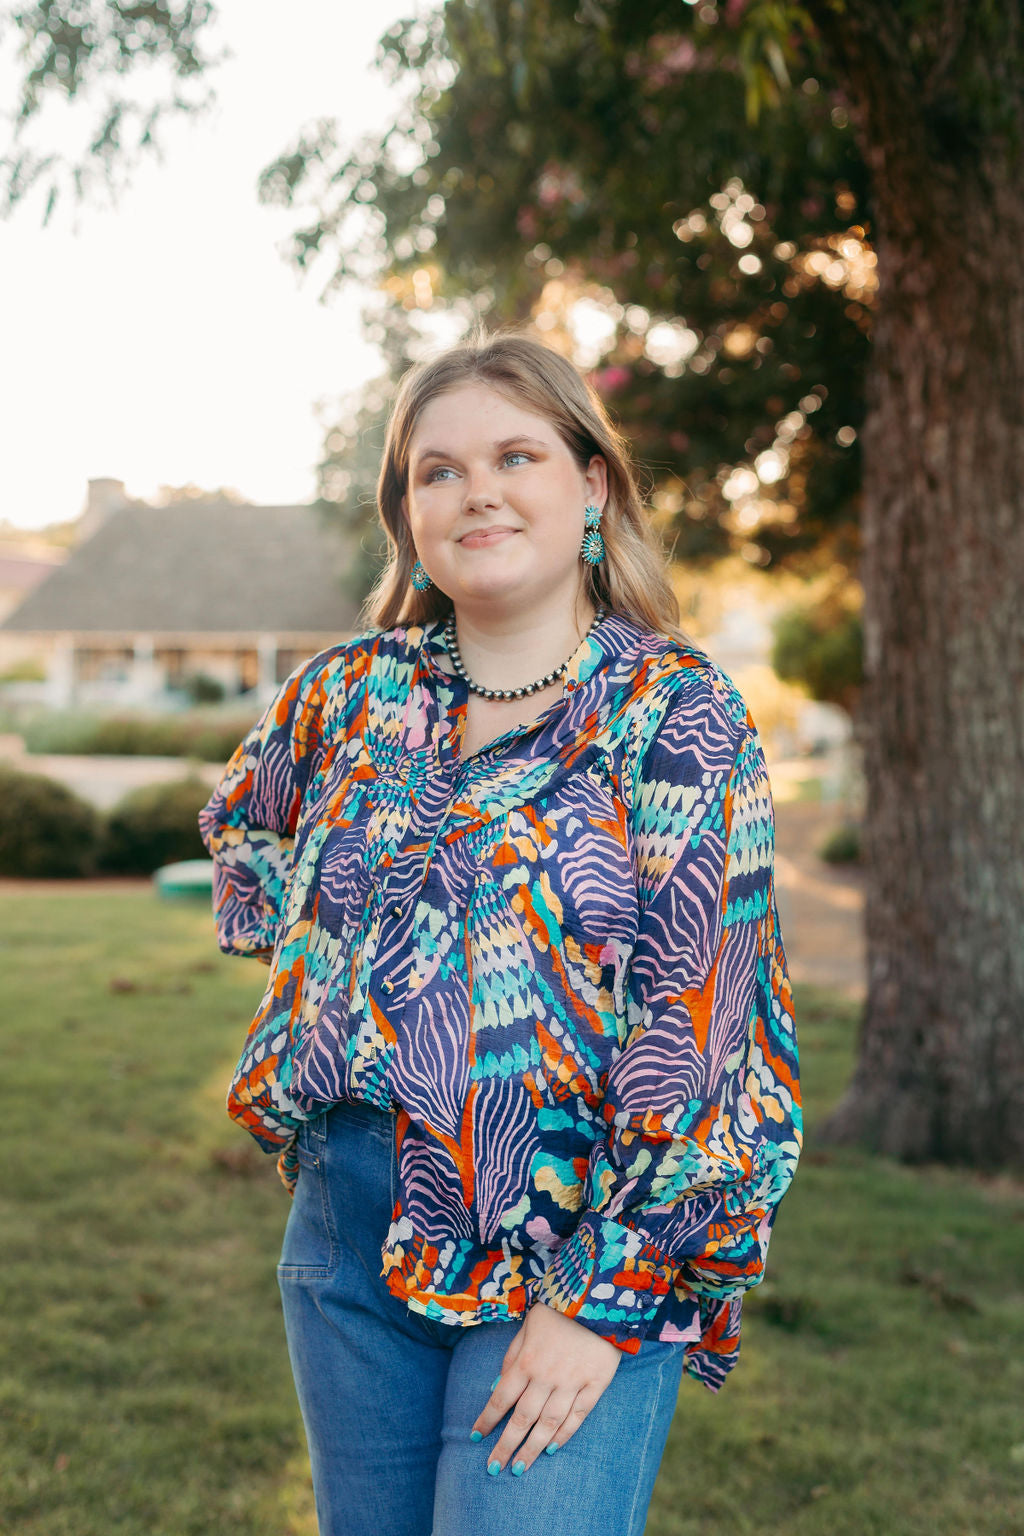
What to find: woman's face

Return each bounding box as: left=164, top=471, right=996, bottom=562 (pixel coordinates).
left=400, top=381, right=607, bottom=618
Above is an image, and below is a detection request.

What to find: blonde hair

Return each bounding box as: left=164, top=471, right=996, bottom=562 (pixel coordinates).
left=360, top=327, right=692, bottom=645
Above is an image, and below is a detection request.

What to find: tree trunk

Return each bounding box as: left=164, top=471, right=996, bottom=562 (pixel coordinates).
left=806, top=1, right=1024, bottom=1166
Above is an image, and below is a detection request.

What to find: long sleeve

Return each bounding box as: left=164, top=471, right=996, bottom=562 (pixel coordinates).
left=533, top=683, right=803, bottom=1352
left=198, top=655, right=330, bottom=963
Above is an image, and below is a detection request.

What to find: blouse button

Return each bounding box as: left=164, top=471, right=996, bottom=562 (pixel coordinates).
left=390, top=903, right=402, bottom=917
left=381, top=979, right=395, bottom=994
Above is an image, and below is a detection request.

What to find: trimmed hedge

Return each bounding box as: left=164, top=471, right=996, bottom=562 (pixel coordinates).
left=0, top=766, right=216, bottom=878
left=0, top=764, right=102, bottom=878
left=19, top=711, right=251, bottom=762
left=99, top=776, right=213, bottom=875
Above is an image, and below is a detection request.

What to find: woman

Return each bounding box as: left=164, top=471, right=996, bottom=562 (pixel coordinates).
left=199, top=331, right=802, bottom=1536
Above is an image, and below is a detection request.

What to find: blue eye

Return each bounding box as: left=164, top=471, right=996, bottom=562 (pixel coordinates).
left=424, top=452, right=530, bottom=483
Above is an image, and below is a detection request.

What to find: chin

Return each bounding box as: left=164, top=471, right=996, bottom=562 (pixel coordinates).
left=452, top=572, right=524, bottom=598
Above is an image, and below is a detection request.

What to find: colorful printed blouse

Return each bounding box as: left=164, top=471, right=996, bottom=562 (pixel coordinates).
left=198, top=610, right=802, bottom=1393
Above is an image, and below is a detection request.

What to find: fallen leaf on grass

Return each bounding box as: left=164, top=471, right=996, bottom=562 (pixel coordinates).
left=747, top=1292, right=821, bottom=1331
left=108, top=976, right=193, bottom=996
left=210, top=1144, right=264, bottom=1178
left=897, top=1263, right=979, bottom=1313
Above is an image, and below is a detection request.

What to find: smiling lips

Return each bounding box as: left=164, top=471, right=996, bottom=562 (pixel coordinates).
left=459, top=527, right=518, bottom=548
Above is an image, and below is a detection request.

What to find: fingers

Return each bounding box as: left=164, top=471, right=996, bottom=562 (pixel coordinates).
left=470, top=1363, right=529, bottom=1443
left=484, top=1379, right=558, bottom=1476
left=468, top=1305, right=624, bottom=1476
left=548, top=1379, right=604, bottom=1452
left=476, top=1377, right=606, bottom=1476
left=496, top=1385, right=579, bottom=1473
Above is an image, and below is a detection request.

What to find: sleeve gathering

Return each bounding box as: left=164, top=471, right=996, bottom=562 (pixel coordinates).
left=197, top=655, right=330, bottom=963
left=533, top=683, right=803, bottom=1352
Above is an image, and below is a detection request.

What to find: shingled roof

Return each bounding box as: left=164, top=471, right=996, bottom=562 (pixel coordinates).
left=1, top=500, right=361, bottom=635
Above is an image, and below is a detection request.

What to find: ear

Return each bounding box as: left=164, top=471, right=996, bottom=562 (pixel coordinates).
left=585, top=454, right=609, bottom=509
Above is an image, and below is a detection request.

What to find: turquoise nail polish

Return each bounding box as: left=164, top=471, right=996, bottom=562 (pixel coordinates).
left=511, top=1460, right=525, bottom=1476
left=470, top=1430, right=482, bottom=1442
left=544, top=1442, right=559, bottom=1455
left=490, top=1375, right=501, bottom=1390
left=487, top=1460, right=501, bottom=1477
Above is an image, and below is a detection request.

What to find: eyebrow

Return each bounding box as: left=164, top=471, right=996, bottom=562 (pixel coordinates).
left=412, top=435, right=548, bottom=468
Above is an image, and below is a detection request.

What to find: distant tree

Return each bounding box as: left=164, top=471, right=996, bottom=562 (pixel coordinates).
left=0, top=0, right=221, bottom=220
left=150, top=483, right=246, bottom=505
left=265, top=2, right=869, bottom=590
left=314, top=380, right=393, bottom=610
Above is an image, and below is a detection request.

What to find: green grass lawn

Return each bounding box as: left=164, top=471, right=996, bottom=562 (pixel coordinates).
left=2, top=889, right=1022, bottom=1536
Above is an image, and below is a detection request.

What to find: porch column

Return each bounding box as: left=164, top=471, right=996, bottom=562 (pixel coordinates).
left=48, top=634, right=75, bottom=709
left=130, top=634, right=161, bottom=706
left=256, top=634, right=278, bottom=705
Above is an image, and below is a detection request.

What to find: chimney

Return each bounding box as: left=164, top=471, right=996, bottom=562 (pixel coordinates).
left=79, top=478, right=129, bottom=542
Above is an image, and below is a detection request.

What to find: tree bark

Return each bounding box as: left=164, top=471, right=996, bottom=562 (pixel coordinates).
left=805, top=0, right=1024, bottom=1166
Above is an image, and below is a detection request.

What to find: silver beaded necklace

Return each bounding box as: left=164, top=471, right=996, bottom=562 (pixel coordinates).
left=442, top=605, right=608, bottom=700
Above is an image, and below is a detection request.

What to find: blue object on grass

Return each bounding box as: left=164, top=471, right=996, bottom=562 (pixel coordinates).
left=153, top=858, right=214, bottom=901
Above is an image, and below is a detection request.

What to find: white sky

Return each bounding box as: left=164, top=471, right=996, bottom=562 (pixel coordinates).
left=0, top=0, right=418, bottom=530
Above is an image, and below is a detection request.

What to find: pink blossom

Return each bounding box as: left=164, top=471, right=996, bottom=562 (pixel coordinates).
left=594, top=366, right=632, bottom=395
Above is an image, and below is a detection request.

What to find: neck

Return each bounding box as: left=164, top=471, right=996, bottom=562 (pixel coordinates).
left=445, top=599, right=598, bottom=693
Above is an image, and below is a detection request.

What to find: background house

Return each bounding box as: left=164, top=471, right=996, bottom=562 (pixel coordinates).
left=0, top=533, right=68, bottom=688
left=0, top=480, right=361, bottom=709
left=0, top=537, right=67, bottom=627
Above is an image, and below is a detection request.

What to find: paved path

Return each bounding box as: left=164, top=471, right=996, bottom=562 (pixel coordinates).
left=773, top=794, right=866, bottom=1002
left=0, top=737, right=224, bottom=811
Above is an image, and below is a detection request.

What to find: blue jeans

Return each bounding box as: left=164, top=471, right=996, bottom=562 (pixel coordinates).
left=278, top=1098, right=687, bottom=1536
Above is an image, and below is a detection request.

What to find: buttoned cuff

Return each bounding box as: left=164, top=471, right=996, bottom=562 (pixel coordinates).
left=532, top=1209, right=676, bottom=1351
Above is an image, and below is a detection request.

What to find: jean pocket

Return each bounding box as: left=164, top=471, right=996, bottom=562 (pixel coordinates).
left=276, top=1148, right=338, bottom=1280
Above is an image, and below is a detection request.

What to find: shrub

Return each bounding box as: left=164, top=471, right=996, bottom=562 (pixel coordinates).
left=0, top=657, right=46, bottom=682
left=175, top=719, right=251, bottom=763
left=0, top=764, right=102, bottom=877
left=86, top=716, right=186, bottom=756
left=820, top=822, right=862, bottom=864
left=100, top=776, right=213, bottom=875
left=772, top=601, right=863, bottom=715
left=19, top=710, right=253, bottom=761
left=182, top=672, right=226, bottom=705
left=18, top=711, right=105, bottom=754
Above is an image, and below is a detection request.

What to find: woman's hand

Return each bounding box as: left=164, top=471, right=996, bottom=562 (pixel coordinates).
left=469, top=1300, right=623, bottom=1475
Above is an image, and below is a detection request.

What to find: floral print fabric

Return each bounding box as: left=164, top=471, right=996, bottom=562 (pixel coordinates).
left=198, top=611, right=802, bottom=1392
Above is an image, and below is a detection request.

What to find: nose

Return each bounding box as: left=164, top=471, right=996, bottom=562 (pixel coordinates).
left=462, top=465, right=502, bottom=512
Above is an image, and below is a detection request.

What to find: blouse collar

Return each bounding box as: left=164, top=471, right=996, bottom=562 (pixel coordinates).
left=418, top=608, right=646, bottom=694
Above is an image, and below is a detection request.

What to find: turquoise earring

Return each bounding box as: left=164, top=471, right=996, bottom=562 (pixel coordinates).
left=411, top=558, right=433, bottom=591
left=581, top=503, right=605, bottom=565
